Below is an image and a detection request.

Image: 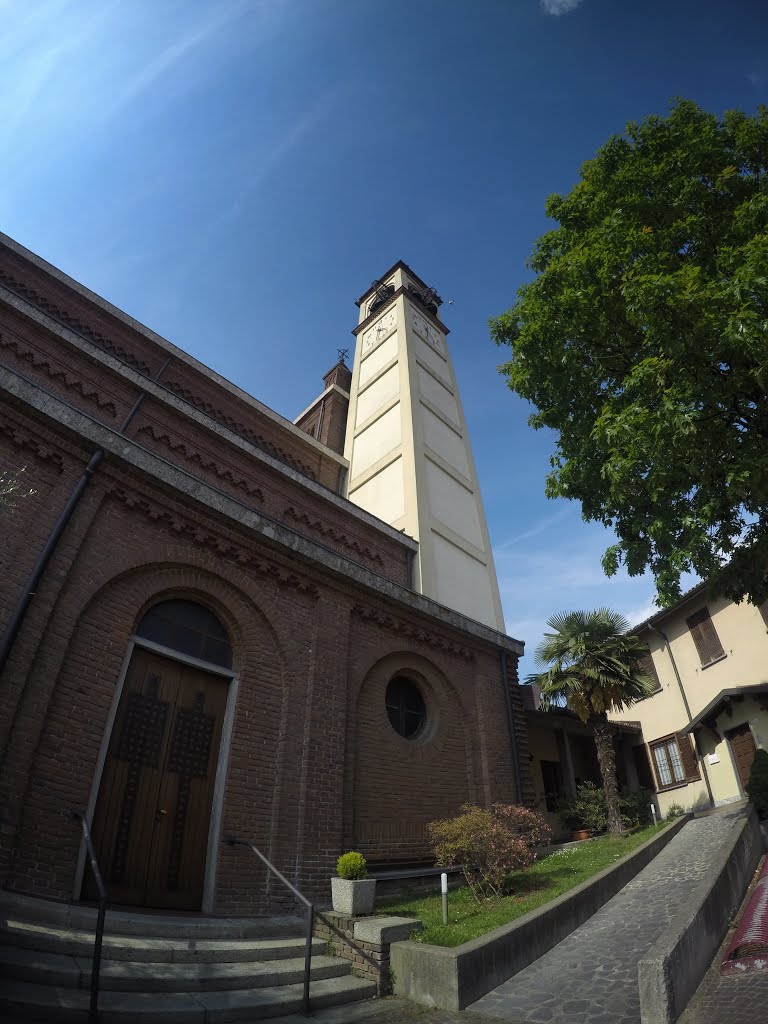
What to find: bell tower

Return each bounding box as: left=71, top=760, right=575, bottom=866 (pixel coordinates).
left=343, top=262, right=505, bottom=632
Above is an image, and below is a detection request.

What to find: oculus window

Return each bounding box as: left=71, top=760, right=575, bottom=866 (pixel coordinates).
left=385, top=676, right=427, bottom=739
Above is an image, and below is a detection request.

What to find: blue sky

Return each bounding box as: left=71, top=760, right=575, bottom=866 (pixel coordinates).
left=1, top=0, right=765, bottom=668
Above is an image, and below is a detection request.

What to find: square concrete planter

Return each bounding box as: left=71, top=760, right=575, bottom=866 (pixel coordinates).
left=331, top=877, right=376, bottom=915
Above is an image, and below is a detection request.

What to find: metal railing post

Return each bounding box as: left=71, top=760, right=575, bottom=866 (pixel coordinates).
left=72, top=810, right=107, bottom=1024
left=228, top=837, right=314, bottom=1017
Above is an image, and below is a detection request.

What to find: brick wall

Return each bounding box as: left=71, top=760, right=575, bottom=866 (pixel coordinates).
left=0, top=302, right=412, bottom=588
left=0, top=420, right=524, bottom=909
left=0, top=243, right=528, bottom=915
left=313, top=911, right=393, bottom=994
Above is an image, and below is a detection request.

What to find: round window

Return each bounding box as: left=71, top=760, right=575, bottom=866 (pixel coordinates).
left=385, top=677, right=427, bottom=740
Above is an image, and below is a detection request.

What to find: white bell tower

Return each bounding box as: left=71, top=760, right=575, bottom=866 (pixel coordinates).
left=343, top=262, right=505, bottom=632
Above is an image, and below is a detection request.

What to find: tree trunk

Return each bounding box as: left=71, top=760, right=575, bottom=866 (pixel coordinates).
left=591, top=715, right=623, bottom=834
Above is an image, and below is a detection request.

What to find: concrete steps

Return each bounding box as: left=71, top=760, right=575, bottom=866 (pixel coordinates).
left=0, top=894, right=376, bottom=1021
left=0, top=975, right=376, bottom=1022
left=1, top=918, right=325, bottom=963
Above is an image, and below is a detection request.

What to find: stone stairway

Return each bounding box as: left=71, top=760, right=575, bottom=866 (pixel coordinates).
left=0, top=892, right=376, bottom=1022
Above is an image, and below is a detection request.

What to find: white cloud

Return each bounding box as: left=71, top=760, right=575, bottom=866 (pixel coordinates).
left=102, top=1, right=250, bottom=121
left=746, top=70, right=764, bottom=87
left=540, top=0, right=584, bottom=15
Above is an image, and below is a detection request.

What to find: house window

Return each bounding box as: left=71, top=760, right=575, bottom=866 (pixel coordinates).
left=686, top=607, right=725, bottom=667
left=651, top=739, right=685, bottom=787
left=385, top=677, right=427, bottom=740
left=649, top=733, right=701, bottom=790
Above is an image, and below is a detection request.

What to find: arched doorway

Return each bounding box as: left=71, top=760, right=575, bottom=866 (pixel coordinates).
left=84, top=600, right=234, bottom=910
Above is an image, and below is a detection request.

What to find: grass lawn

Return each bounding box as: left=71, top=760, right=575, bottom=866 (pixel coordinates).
left=378, top=822, right=671, bottom=947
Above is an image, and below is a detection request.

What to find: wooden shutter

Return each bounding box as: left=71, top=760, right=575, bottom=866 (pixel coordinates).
left=675, top=732, right=701, bottom=782
left=640, top=652, right=661, bottom=693
left=686, top=607, right=725, bottom=666
left=759, top=601, right=768, bottom=628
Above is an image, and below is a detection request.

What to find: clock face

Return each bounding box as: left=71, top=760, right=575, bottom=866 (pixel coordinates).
left=410, top=308, right=443, bottom=351
left=362, top=309, right=397, bottom=351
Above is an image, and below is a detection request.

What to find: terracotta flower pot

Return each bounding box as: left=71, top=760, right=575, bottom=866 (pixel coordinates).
left=571, top=829, right=590, bottom=841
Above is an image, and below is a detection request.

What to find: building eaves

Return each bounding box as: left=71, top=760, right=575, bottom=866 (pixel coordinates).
left=681, top=686, right=768, bottom=734
left=0, top=231, right=346, bottom=467
left=631, top=579, right=708, bottom=635
left=2, top=365, right=523, bottom=656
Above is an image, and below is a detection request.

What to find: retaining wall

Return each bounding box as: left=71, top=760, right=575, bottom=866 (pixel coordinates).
left=638, top=805, right=762, bottom=1024
left=391, top=816, right=689, bottom=1011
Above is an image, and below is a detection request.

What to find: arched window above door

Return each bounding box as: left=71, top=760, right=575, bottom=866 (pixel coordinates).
left=136, top=599, right=232, bottom=668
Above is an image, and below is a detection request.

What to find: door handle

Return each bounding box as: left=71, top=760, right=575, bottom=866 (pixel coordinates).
left=156, top=808, right=168, bottom=816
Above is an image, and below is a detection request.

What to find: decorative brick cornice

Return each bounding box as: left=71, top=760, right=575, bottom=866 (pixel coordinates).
left=164, top=379, right=317, bottom=481
left=0, top=265, right=153, bottom=375
left=137, top=424, right=264, bottom=501
left=106, top=483, right=318, bottom=597
left=0, top=331, right=117, bottom=417
left=351, top=602, right=474, bottom=660
left=0, top=418, right=65, bottom=473
left=284, top=505, right=384, bottom=567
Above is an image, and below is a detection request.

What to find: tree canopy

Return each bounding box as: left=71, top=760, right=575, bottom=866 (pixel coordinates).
left=492, top=99, right=768, bottom=606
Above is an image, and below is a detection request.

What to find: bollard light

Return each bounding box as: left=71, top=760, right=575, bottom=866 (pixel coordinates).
left=441, top=872, right=448, bottom=925
left=651, top=803, right=657, bottom=826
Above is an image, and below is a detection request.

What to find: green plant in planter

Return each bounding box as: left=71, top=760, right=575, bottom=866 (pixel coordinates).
left=336, top=851, right=368, bottom=880
left=746, top=748, right=768, bottom=818
left=619, top=787, right=654, bottom=829
left=560, top=782, right=608, bottom=834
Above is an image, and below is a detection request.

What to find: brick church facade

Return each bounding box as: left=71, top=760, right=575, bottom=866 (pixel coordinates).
left=0, top=234, right=532, bottom=914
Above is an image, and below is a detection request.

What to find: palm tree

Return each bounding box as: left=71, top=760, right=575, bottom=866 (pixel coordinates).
left=529, top=608, right=657, bottom=835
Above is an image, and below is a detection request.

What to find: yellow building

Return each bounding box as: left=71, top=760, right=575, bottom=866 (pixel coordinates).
left=609, top=583, right=768, bottom=816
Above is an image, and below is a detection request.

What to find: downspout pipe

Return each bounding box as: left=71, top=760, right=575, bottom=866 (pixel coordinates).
left=500, top=651, right=524, bottom=805
left=0, top=356, right=172, bottom=676
left=647, top=624, right=715, bottom=808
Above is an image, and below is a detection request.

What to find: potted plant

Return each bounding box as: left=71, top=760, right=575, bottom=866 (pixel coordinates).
left=559, top=782, right=608, bottom=841
left=331, top=851, right=376, bottom=916
left=559, top=802, right=589, bottom=841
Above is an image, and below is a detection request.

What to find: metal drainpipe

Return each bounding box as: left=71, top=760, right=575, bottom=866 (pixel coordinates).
left=0, top=356, right=172, bottom=675
left=647, top=624, right=715, bottom=808
left=500, top=651, right=524, bottom=804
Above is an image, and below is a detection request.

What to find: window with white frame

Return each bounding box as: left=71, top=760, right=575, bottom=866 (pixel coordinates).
left=651, top=737, right=686, bottom=787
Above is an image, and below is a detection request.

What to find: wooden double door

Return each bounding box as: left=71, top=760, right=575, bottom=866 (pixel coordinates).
left=86, top=647, right=228, bottom=910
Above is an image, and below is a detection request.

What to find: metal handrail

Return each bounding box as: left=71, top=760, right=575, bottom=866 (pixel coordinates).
left=72, top=810, right=107, bottom=1024
left=227, top=837, right=313, bottom=1016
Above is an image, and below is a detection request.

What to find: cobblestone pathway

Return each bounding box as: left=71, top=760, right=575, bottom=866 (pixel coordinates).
left=469, top=807, right=743, bottom=1024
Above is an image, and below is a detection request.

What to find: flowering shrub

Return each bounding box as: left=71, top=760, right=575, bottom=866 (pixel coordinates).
left=427, top=803, right=551, bottom=901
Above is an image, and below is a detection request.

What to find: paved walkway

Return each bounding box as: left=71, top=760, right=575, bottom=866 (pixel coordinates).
left=679, top=848, right=768, bottom=1024
left=266, top=807, right=751, bottom=1024
left=468, top=806, right=742, bottom=1024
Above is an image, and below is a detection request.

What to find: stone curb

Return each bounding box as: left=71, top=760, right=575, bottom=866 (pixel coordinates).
left=391, top=816, right=689, bottom=1011
left=638, top=805, right=762, bottom=1024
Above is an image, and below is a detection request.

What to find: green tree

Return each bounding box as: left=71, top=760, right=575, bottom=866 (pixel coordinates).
left=530, top=609, right=657, bottom=834
left=492, top=99, right=768, bottom=606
